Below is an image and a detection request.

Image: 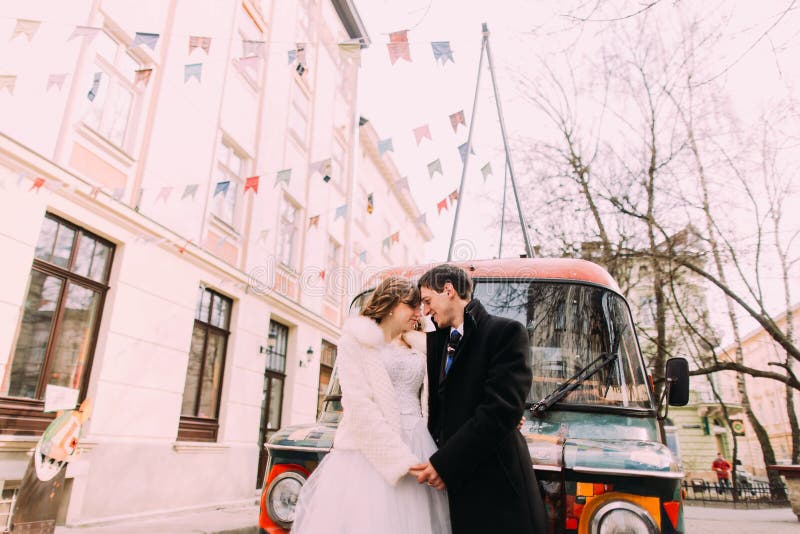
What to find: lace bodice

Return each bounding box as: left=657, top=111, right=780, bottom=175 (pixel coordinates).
left=381, top=343, right=425, bottom=417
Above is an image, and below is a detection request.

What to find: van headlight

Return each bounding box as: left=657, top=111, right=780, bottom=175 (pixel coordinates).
left=266, top=471, right=306, bottom=528
left=590, top=500, right=658, bottom=534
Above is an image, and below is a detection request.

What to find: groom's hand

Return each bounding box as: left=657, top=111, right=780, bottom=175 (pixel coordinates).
left=413, top=462, right=446, bottom=490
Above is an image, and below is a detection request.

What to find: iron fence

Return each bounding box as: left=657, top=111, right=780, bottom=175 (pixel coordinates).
left=682, top=478, right=789, bottom=508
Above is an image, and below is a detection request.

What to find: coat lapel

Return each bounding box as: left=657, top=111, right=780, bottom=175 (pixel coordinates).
left=441, top=299, right=488, bottom=383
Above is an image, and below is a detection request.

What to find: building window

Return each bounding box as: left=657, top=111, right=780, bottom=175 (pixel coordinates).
left=331, top=138, right=346, bottom=188
left=2, top=214, right=113, bottom=433
left=237, top=4, right=265, bottom=88
left=83, top=30, right=142, bottom=149
left=178, top=287, right=232, bottom=442
left=257, top=320, right=288, bottom=487
left=278, top=197, right=299, bottom=268
left=317, top=340, right=337, bottom=417
left=212, top=138, right=247, bottom=229
left=326, top=238, right=341, bottom=297
left=288, top=82, right=310, bottom=143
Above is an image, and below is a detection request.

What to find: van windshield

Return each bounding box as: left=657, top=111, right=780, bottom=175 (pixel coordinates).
left=474, top=281, right=653, bottom=411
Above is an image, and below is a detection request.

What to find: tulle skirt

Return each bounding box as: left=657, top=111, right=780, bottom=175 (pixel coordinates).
left=292, top=416, right=452, bottom=534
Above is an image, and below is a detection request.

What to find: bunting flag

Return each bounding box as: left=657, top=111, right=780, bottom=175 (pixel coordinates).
left=310, top=159, right=332, bottom=181
left=391, top=232, right=400, bottom=244
left=413, top=124, right=432, bottom=145
left=46, top=74, right=68, bottom=91
left=184, top=63, right=202, bottom=83
left=134, top=68, right=153, bottom=87
left=178, top=239, right=190, bottom=254
left=449, top=110, right=466, bottom=132
left=0, top=75, right=17, bottom=95
left=189, top=36, right=212, bottom=55
left=431, top=41, right=454, bottom=64
left=449, top=189, right=459, bottom=204
left=387, top=42, right=411, bottom=65
left=244, top=176, right=259, bottom=193
left=275, top=168, right=291, bottom=187
left=481, top=162, right=493, bottom=181
left=338, top=40, right=362, bottom=66
left=457, top=142, right=475, bottom=164
left=213, top=180, right=230, bottom=197
left=243, top=39, right=265, bottom=58
left=309, top=215, right=320, bottom=228
left=367, top=193, right=374, bottom=214
left=155, top=186, right=173, bottom=203
left=287, top=50, right=297, bottom=64
left=437, top=198, right=448, bottom=214
left=390, top=30, right=409, bottom=42
left=378, top=138, right=394, bottom=155
left=415, top=213, right=427, bottom=226
left=131, top=32, right=160, bottom=50
left=427, top=159, right=443, bottom=178
left=68, top=26, right=100, bottom=42
left=181, top=184, right=198, bottom=200
left=394, top=177, right=409, bottom=190
left=358, top=250, right=367, bottom=263
left=293, top=43, right=307, bottom=75
left=382, top=236, right=391, bottom=249
left=11, top=19, right=40, bottom=42
left=237, top=56, right=259, bottom=74
left=112, top=187, right=125, bottom=200
left=258, top=229, right=270, bottom=243
left=334, top=204, right=347, bottom=220
left=87, top=72, right=102, bottom=101
left=319, top=270, right=326, bottom=280
left=29, top=177, right=45, bottom=192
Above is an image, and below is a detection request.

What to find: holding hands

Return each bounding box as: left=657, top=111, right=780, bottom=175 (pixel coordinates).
left=409, top=462, right=446, bottom=491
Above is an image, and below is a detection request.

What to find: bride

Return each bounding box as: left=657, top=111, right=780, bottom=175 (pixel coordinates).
left=292, top=276, right=451, bottom=534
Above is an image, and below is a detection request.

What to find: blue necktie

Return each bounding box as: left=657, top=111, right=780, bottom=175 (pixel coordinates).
left=445, top=330, right=462, bottom=375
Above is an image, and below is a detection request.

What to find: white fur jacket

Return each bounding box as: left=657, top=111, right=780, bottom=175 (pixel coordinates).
left=332, top=316, right=428, bottom=486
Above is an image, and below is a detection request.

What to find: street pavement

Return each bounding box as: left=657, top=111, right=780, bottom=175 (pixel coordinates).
left=685, top=505, right=800, bottom=533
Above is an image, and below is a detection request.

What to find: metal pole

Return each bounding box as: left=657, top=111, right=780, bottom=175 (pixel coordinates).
left=483, top=23, right=534, bottom=257
left=447, top=29, right=487, bottom=261
left=498, top=158, right=508, bottom=258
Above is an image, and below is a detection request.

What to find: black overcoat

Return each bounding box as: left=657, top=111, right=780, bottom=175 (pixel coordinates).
left=427, top=299, right=546, bottom=534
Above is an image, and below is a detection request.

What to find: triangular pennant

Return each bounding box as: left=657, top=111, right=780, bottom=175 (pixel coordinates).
left=243, top=39, right=265, bottom=58
left=413, top=124, right=432, bottom=146
left=156, top=186, right=173, bottom=203
left=189, top=36, right=212, bottom=55
left=294, top=43, right=308, bottom=75
left=275, top=169, right=291, bottom=187
left=431, top=41, right=454, bottom=65
left=382, top=236, right=391, bottom=249
left=335, top=204, right=347, bottom=220
left=378, top=138, right=394, bottom=155
left=394, top=177, right=409, bottom=190
left=390, top=232, right=399, bottom=244
left=457, top=142, right=475, bottom=164
left=437, top=198, right=448, bottom=214
left=481, top=163, right=493, bottom=181
left=358, top=250, right=367, bottom=263
left=11, top=19, right=40, bottom=42
left=449, top=190, right=459, bottom=204
left=67, top=26, right=100, bottom=42
left=367, top=193, right=374, bottom=214
left=46, top=74, right=68, bottom=91
left=0, top=75, right=17, bottom=95
left=338, top=40, right=362, bottom=66
left=287, top=49, right=297, bottom=64
left=427, top=159, right=443, bottom=178
left=244, top=176, right=259, bottom=193
left=237, top=56, right=259, bottom=74
left=389, top=30, right=409, bottom=43
left=28, top=177, right=45, bottom=192
left=214, top=180, right=230, bottom=197
left=184, top=63, right=202, bottom=83
left=131, top=32, right=159, bottom=50
left=87, top=72, right=102, bottom=101
left=134, top=68, right=152, bottom=87
left=310, top=159, right=332, bottom=180
left=449, top=110, right=466, bottom=132
left=387, top=42, right=411, bottom=65
left=181, top=184, right=199, bottom=200
left=319, top=270, right=326, bottom=280
left=309, top=215, right=320, bottom=228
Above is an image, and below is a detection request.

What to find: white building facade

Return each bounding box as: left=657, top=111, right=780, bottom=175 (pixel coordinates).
left=0, top=0, right=431, bottom=526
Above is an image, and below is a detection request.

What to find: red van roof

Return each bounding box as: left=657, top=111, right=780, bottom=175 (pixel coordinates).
left=369, top=257, right=620, bottom=292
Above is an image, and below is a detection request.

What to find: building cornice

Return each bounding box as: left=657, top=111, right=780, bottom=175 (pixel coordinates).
left=331, top=0, right=371, bottom=46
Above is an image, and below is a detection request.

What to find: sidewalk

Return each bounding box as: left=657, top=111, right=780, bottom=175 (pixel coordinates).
left=685, top=505, right=800, bottom=534
left=53, top=504, right=260, bottom=534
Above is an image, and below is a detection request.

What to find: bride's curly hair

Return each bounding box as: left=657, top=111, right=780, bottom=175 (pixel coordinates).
left=361, top=276, right=421, bottom=324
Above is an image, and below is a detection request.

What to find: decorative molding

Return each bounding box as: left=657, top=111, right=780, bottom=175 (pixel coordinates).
left=172, top=442, right=229, bottom=454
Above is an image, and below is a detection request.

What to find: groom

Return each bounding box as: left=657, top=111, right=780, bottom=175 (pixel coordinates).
left=412, top=264, right=546, bottom=533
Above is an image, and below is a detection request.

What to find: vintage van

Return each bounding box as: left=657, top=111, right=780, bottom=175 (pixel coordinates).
left=259, top=258, right=689, bottom=533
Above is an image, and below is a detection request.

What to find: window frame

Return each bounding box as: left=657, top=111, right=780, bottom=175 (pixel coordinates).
left=317, top=340, right=336, bottom=417
left=277, top=196, right=300, bottom=269
left=0, top=214, right=114, bottom=435
left=210, top=137, right=248, bottom=232
left=177, top=287, right=232, bottom=442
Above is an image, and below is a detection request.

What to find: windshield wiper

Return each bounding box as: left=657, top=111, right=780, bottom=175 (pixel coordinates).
left=528, top=352, right=619, bottom=417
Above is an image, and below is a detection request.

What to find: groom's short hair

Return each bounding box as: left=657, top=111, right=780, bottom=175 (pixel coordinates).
left=418, top=264, right=473, bottom=300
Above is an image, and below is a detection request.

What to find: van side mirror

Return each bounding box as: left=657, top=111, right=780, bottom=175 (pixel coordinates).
left=666, top=357, right=689, bottom=406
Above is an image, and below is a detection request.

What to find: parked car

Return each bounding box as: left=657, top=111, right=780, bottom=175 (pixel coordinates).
left=259, top=258, right=689, bottom=533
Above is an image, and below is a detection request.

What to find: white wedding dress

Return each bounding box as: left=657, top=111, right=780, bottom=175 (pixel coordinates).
left=292, top=342, right=452, bottom=534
